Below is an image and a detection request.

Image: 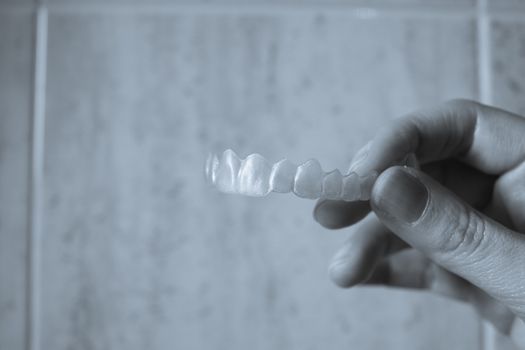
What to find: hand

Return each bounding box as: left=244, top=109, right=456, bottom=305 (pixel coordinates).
left=313, top=100, right=525, bottom=343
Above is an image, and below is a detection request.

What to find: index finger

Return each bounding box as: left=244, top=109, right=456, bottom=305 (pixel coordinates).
left=314, top=99, right=525, bottom=229
left=351, top=99, right=525, bottom=176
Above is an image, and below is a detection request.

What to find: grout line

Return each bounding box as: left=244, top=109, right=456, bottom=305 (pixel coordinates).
left=477, top=0, right=494, bottom=348
left=482, top=321, right=498, bottom=350
left=477, top=0, right=493, bottom=105
left=3, top=2, right=525, bottom=18
left=39, top=2, right=478, bottom=18
left=28, top=4, right=48, bottom=350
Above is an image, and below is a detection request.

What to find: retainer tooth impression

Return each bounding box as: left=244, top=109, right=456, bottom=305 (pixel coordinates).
left=214, top=149, right=240, bottom=193
left=293, top=159, right=323, bottom=199
left=322, top=169, right=343, bottom=200
left=206, top=149, right=380, bottom=202
left=269, top=159, right=296, bottom=193
left=238, top=153, right=272, bottom=196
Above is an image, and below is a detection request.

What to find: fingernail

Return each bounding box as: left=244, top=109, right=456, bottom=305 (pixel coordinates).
left=372, top=168, right=428, bottom=223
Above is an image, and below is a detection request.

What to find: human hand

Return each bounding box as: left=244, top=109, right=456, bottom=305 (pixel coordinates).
left=313, top=100, right=525, bottom=342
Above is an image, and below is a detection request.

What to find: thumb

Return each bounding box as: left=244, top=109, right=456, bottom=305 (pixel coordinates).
left=371, top=166, right=525, bottom=319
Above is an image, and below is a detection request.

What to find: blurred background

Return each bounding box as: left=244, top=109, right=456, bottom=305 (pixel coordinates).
left=1, top=0, right=525, bottom=349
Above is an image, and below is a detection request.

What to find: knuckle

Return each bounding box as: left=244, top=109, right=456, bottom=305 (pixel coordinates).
left=438, top=205, right=487, bottom=261
left=496, top=162, right=525, bottom=196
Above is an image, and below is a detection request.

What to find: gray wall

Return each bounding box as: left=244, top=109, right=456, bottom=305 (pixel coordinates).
left=1, top=0, right=524, bottom=349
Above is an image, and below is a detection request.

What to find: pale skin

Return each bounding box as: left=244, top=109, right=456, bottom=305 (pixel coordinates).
left=313, top=99, right=525, bottom=346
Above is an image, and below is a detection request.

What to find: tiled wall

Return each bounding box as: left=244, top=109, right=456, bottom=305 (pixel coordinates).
left=1, top=1, right=524, bottom=349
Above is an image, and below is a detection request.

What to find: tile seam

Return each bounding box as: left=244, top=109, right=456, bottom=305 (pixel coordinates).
left=28, top=4, right=47, bottom=350
left=477, top=0, right=492, bottom=105
left=477, top=0, right=494, bottom=348
left=38, top=2, right=477, bottom=17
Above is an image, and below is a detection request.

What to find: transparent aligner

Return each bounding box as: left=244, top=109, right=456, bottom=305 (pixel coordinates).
left=205, top=149, right=382, bottom=201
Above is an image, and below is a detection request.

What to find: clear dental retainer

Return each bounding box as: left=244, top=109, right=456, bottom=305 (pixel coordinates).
left=205, top=149, right=418, bottom=202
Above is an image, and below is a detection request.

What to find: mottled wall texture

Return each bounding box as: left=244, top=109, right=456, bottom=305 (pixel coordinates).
left=1, top=0, right=525, bottom=349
